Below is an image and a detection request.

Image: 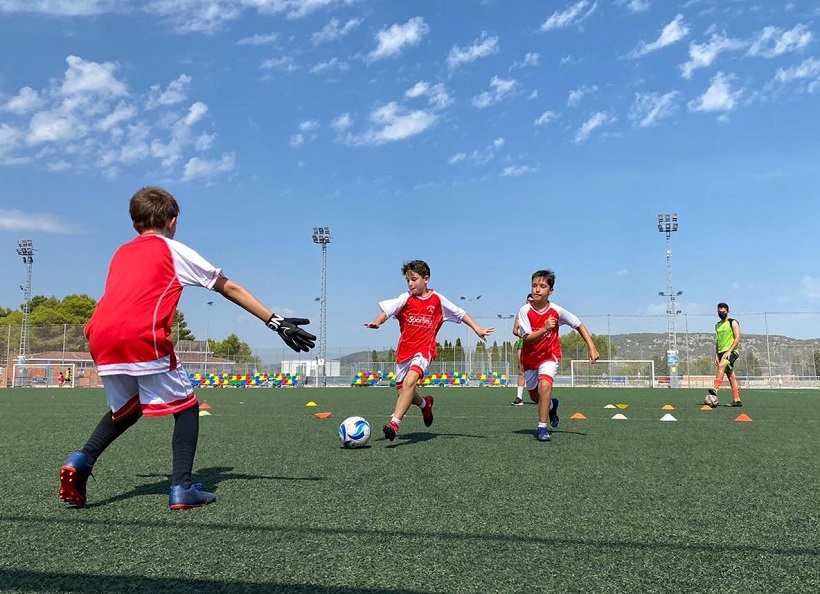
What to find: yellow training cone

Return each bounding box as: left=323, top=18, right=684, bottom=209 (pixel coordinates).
left=199, top=410, right=212, bottom=417
left=306, top=401, right=318, bottom=407
left=662, top=405, right=675, bottom=410
left=616, top=404, right=629, bottom=410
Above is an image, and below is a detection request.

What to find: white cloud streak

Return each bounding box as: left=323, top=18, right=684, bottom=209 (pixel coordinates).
left=688, top=72, right=741, bottom=112
left=628, top=91, right=679, bottom=127
left=629, top=14, right=689, bottom=58
left=540, top=1, right=598, bottom=32
left=472, top=76, right=517, bottom=108
left=574, top=111, right=613, bottom=142
left=680, top=33, right=745, bottom=79
left=446, top=32, right=500, bottom=69
left=369, top=17, right=429, bottom=61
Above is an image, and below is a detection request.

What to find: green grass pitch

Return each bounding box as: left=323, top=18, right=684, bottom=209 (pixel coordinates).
left=1, top=387, right=819, bottom=594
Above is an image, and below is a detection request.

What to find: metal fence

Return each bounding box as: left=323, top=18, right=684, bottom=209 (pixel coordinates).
left=2, top=312, right=819, bottom=389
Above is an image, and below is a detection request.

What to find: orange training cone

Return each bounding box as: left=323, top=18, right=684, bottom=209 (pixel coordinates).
left=570, top=413, right=587, bottom=420
left=200, top=403, right=212, bottom=410
left=314, top=412, right=332, bottom=419
left=734, top=413, right=753, bottom=422
left=701, top=405, right=714, bottom=410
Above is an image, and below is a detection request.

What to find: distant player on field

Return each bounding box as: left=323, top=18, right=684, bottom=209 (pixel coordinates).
left=510, top=293, right=534, bottom=406
left=708, top=302, right=742, bottom=407
left=517, top=269, right=599, bottom=442
left=365, top=260, right=493, bottom=442
left=59, top=186, right=315, bottom=510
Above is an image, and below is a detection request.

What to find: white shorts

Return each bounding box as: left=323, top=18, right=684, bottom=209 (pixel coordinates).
left=524, top=361, right=559, bottom=392
left=101, top=365, right=197, bottom=422
left=395, top=353, right=430, bottom=388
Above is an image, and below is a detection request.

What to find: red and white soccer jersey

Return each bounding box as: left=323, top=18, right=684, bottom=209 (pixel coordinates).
left=517, top=301, right=581, bottom=370
left=85, top=234, right=222, bottom=376
left=379, top=290, right=465, bottom=363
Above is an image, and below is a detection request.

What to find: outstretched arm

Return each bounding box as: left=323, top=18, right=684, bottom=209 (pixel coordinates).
left=461, top=313, right=493, bottom=341
left=575, top=323, right=600, bottom=363
left=213, top=277, right=315, bottom=352
left=364, top=312, right=389, bottom=329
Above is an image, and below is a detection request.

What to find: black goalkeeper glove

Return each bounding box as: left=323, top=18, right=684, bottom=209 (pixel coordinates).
left=266, top=314, right=316, bottom=353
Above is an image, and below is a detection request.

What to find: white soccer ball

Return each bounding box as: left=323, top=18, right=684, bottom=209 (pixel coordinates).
left=339, top=416, right=371, bottom=448
left=705, top=393, right=719, bottom=408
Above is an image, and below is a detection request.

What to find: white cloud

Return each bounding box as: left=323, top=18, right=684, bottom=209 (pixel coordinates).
left=628, top=91, right=679, bottom=127
left=405, top=81, right=453, bottom=110
left=446, top=32, right=500, bottom=69
left=688, top=72, right=741, bottom=112
left=0, top=0, right=121, bottom=16
left=237, top=32, right=279, bottom=46
left=540, top=0, right=598, bottom=32
left=616, top=268, right=629, bottom=277
left=574, top=111, right=613, bottom=143
left=534, top=110, right=557, bottom=125
left=369, top=16, right=429, bottom=61
left=309, top=57, right=349, bottom=74
left=774, top=56, right=820, bottom=92
left=289, top=133, right=304, bottom=147
left=27, top=110, right=78, bottom=144
left=61, top=55, right=127, bottom=97
left=472, top=76, right=517, bottom=108
left=567, top=84, right=598, bottom=107
left=260, top=56, right=298, bottom=71
left=181, top=152, right=235, bottom=181
left=560, top=54, right=581, bottom=66
left=502, top=164, right=535, bottom=177
left=330, top=112, right=353, bottom=131
left=312, top=17, right=361, bottom=44
left=629, top=14, right=689, bottom=58
left=0, top=209, right=73, bottom=233
left=96, top=101, right=137, bottom=131
left=615, top=0, right=650, bottom=13
left=146, top=74, right=191, bottom=109
left=2, top=87, right=45, bottom=115
left=748, top=24, right=812, bottom=58
left=680, top=33, right=745, bottom=79
left=802, top=275, right=820, bottom=298
left=447, top=138, right=504, bottom=165
left=183, top=101, right=208, bottom=126
left=299, top=119, right=319, bottom=131
left=345, top=102, right=436, bottom=145
left=520, top=52, right=540, bottom=68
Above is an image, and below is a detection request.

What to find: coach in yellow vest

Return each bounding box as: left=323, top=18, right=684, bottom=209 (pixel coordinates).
left=707, top=302, right=742, bottom=407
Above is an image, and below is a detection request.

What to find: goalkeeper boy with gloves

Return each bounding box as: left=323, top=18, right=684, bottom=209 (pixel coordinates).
left=59, top=186, right=315, bottom=511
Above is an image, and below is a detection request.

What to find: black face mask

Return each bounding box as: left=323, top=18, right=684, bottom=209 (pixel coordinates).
left=718, top=312, right=728, bottom=320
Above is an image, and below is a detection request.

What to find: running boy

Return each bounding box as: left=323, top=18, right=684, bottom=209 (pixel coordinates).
left=59, top=186, right=315, bottom=510
left=365, top=260, right=493, bottom=441
left=517, top=269, right=599, bottom=442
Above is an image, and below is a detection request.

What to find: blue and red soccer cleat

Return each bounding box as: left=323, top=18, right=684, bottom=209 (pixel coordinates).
left=59, top=451, right=93, bottom=507
left=421, top=395, right=434, bottom=427
left=169, top=483, right=216, bottom=510
left=549, top=397, right=560, bottom=428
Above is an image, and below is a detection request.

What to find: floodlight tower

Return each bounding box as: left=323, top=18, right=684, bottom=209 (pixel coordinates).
left=657, top=214, right=682, bottom=386
left=16, top=240, right=35, bottom=363
left=312, top=227, right=331, bottom=386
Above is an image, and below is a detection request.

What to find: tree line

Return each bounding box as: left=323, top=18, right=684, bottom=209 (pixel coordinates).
left=0, top=294, right=258, bottom=365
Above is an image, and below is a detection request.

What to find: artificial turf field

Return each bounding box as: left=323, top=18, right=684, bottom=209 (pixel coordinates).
left=1, top=387, right=819, bottom=594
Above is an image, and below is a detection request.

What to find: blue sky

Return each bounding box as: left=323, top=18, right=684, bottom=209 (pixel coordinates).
left=1, top=0, right=819, bottom=353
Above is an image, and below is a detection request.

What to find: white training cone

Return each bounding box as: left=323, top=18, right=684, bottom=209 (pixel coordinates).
left=611, top=413, right=628, bottom=420
left=660, top=413, right=677, bottom=421
left=604, top=404, right=617, bottom=409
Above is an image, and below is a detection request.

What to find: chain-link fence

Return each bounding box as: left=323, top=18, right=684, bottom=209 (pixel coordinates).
left=2, top=312, right=819, bottom=388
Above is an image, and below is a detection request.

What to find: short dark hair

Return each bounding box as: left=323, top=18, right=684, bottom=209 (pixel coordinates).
left=531, top=269, right=556, bottom=289
left=130, top=186, right=180, bottom=233
left=402, top=260, right=431, bottom=278
left=717, top=302, right=729, bottom=310
left=526, top=293, right=533, bottom=301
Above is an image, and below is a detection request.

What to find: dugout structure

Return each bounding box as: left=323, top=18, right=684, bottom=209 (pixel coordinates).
left=12, top=363, right=75, bottom=388
left=570, top=360, right=655, bottom=388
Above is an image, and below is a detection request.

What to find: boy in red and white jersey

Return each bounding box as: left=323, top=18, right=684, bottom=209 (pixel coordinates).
left=59, top=186, right=315, bottom=510
left=517, top=269, right=599, bottom=442
left=365, top=260, right=493, bottom=441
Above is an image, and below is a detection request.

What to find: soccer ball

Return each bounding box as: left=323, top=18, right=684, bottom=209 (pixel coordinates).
left=705, top=393, right=719, bottom=408
left=339, top=416, right=371, bottom=448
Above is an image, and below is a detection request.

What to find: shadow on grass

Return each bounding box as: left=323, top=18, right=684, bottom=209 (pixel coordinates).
left=384, top=432, right=487, bottom=448
left=511, top=429, right=588, bottom=437
left=84, top=466, right=324, bottom=508
left=0, top=569, right=430, bottom=594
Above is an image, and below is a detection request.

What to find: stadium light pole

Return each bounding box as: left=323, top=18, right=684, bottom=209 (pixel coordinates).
left=312, top=227, right=331, bottom=387
left=497, top=314, right=514, bottom=376
left=204, top=301, right=214, bottom=375
left=657, top=213, right=682, bottom=387
left=460, top=295, right=481, bottom=376
left=16, top=240, right=35, bottom=364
